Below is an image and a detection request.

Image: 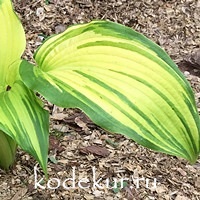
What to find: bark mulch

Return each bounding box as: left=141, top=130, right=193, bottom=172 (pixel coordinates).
left=0, top=0, right=200, bottom=199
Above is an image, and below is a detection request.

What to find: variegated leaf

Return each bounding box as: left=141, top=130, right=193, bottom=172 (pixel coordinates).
left=20, top=20, right=200, bottom=163
left=0, top=0, right=26, bottom=91
left=0, top=60, right=49, bottom=175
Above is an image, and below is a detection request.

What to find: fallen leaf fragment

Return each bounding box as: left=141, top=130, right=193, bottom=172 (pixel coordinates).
left=176, top=168, right=187, bottom=176
left=49, top=136, right=64, bottom=152
left=36, top=7, right=45, bottom=21
left=156, top=185, right=167, bottom=194
left=93, top=190, right=103, bottom=197
left=181, top=49, right=200, bottom=70
left=75, top=116, right=89, bottom=131
left=53, top=124, right=69, bottom=133
left=55, top=24, right=66, bottom=34
left=79, top=145, right=110, bottom=157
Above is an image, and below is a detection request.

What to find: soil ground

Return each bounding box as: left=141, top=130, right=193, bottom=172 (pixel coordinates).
left=0, top=0, right=200, bottom=199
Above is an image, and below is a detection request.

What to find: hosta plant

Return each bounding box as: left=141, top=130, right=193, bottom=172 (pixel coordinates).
left=0, top=0, right=199, bottom=177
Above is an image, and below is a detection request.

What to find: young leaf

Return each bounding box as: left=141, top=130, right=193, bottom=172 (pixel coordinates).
left=0, top=0, right=26, bottom=90
left=0, top=130, right=17, bottom=170
left=0, top=60, right=49, bottom=175
left=0, top=0, right=49, bottom=175
left=20, top=21, right=200, bottom=163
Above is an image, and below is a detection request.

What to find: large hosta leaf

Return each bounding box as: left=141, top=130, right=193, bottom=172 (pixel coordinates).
left=20, top=21, right=200, bottom=163
left=0, top=0, right=26, bottom=91
left=0, top=60, right=49, bottom=175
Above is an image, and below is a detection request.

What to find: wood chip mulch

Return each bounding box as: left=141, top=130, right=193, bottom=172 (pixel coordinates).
left=0, top=0, right=200, bottom=199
